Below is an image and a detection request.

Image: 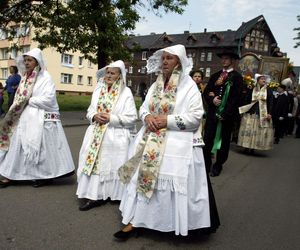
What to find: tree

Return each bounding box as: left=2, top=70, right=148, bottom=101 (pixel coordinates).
left=0, top=0, right=188, bottom=68
left=294, top=15, right=300, bottom=48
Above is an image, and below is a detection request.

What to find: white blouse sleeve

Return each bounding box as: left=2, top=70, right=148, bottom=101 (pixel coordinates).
left=167, top=85, right=203, bottom=132
left=109, top=88, right=137, bottom=128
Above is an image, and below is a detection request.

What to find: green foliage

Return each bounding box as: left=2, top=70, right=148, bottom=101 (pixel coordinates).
left=294, top=15, right=300, bottom=48
left=1, top=93, right=142, bottom=112
left=57, top=94, right=92, bottom=111
left=57, top=94, right=142, bottom=111
left=0, top=0, right=188, bottom=68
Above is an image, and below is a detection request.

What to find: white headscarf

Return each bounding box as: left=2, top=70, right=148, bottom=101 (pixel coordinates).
left=16, top=48, right=46, bottom=75
left=146, top=44, right=193, bottom=76
left=96, top=60, right=126, bottom=83
left=254, top=73, right=266, bottom=83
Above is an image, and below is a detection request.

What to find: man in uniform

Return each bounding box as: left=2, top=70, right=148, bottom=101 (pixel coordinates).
left=203, top=49, right=243, bottom=177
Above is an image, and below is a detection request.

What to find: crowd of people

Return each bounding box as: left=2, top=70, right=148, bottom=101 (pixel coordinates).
left=0, top=44, right=299, bottom=241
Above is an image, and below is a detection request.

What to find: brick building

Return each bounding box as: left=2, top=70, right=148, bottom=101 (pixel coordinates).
left=125, top=15, right=285, bottom=94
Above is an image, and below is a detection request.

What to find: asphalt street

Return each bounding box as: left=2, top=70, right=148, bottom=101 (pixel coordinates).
left=1, top=125, right=300, bottom=250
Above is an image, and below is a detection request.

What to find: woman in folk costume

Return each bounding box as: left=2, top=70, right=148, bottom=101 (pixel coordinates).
left=76, top=60, right=137, bottom=211
left=238, top=74, right=274, bottom=153
left=114, top=44, right=219, bottom=239
left=0, top=48, right=75, bottom=188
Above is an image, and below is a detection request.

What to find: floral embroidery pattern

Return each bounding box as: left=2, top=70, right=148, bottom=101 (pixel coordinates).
left=119, top=70, right=180, bottom=199
left=175, top=116, right=186, bottom=130
left=44, top=112, right=60, bottom=121
left=82, top=79, right=122, bottom=176
left=0, top=67, right=40, bottom=150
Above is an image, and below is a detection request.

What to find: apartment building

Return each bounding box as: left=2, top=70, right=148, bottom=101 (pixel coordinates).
left=125, top=15, right=288, bottom=93
left=0, top=25, right=98, bottom=95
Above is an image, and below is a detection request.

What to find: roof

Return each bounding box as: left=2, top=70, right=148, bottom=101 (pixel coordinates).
left=126, top=30, right=238, bottom=50
left=125, top=15, right=277, bottom=51
left=235, top=15, right=276, bottom=43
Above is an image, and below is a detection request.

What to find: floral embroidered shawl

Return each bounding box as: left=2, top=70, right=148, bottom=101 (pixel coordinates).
left=0, top=67, right=40, bottom=151
left=239, top=84, right=269, bottom=127
left=82, top=79, right=123, bottom=176
left=118, top=70, right=180, bottom=199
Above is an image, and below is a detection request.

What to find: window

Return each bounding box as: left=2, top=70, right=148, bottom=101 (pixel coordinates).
left=200, top=52, right=205, bottom=62
left=199, top=68, right=204, bottom=73
left=88, top=60, right=92, bottom=67
left=141, top=66, right=146, bottom=74
left=22, top=46, right=30, bottom=53
left=10, top=48, right=18, bottom=59
left=0, top=28, right=7, bottom=40
left=61, top=53, right=73, bottom=65
left=205, top=68, right=211, bottom=78
left=0, top=48, right=9, bottom=59
left=127, top=79, right=132, bottom=87
left=79, top=56, right=84, bottom=66
left=77, top=75, right=83, bottom=85
left=1, top=68, right=8, bottom=79
left=17, top=26, right=30, bottom=37
left=61, top=73, right=72, bottom=84
left=246, top=29, right=270, bottom=52
left=87, top=76, right=93, bottom=86
left=207, top=52, right=212, bottom=61
left=129, top=66, right=133, bottom=74
left=142, top=51, right=147, bottom=60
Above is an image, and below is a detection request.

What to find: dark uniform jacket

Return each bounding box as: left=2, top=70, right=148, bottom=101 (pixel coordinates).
left=272, top=93, right=289, bottom=119
left=203, top=69, right=243, bottom=124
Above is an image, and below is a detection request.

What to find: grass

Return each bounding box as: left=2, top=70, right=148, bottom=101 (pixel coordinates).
left=1, top=93, right=142, bottom=112
left=56, top=94, right=92, bottom=111
left=57, top=94, right=143, bottom=111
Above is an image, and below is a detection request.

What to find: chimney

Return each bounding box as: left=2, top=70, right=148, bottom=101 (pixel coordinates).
left=204, top=28, right=207, bottom=33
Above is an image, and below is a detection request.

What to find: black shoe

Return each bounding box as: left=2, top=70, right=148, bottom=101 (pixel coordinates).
left=210, top=164, right=222, bottom=177
left=113, top=227, right=140, bottom=241
left=0, top=179, right=13, bottom=188
left=79, top=199, right=106, bottom=211
left=243, top=148, right=250, bottom=154
left=109, top=199, right=121, bottom=205
left=32, top=179, right=53, bottom=188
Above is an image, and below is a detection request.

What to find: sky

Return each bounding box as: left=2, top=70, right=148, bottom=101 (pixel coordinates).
left=133, top=0, right=300, bottom=65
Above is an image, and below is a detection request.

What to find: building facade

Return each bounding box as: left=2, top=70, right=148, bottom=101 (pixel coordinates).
left=125, top=15, right=287, bottom=94
left=0, top=25, right=98, bottom=95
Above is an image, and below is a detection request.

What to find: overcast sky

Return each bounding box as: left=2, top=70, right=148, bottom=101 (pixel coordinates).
left=134, top=0, right=300, bottom=65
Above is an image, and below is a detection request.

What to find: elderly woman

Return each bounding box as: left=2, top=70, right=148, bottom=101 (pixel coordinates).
left=76, top=60, right=137, bottom=211
left=238, top=74, right=274, bottom=153
left=0, top=48, right=75, bottom=188
left=114, top=44, right=219, bottom=239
